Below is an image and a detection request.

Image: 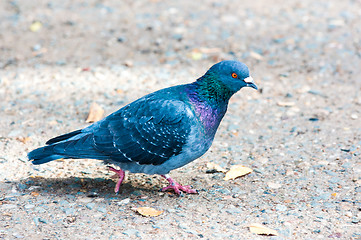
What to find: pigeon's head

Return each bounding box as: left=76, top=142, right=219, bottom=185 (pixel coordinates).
left=207, top=60, right=257, bottom=92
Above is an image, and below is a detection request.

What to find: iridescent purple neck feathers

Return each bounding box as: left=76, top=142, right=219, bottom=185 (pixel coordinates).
left=185, top=82, right=228, bottom=137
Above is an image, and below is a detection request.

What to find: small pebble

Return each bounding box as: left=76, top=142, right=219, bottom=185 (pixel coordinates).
left=267, top=182, right=282, bottom=189
left=24, top=204, right=35, bottom=209
left=117, top=198, right=130, bottom=205
left=351, top=218, right=359, bottom=224
left=276, top=204, right=287, bottom=212
left=122, top=229, right=140, bottom=237
left=86, top=203, right=95, bottom=210
left=350, top=114, right=358, bottom=120
left=97, top=207, right=107, bottom=213
left=59, top=200, right=69, bottom=206
left=17, top=184, right=27, bottom=190
left=224, top=208, right=242, bottom=214
left=63, top=208, right=75, bottom=215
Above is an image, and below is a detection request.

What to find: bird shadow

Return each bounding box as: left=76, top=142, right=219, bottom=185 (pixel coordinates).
left=8, top=176, right=169, bottom=200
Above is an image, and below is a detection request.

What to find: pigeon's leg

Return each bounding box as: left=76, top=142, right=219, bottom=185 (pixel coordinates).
left=108, top=166, right=125, bottom=193
left=160, top=174, right=198, bottom=195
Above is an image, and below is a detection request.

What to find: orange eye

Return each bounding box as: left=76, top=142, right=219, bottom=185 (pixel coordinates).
left=232, top=73, right=238, bottom=78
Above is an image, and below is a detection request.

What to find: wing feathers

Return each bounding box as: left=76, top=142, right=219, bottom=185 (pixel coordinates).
left=92, top=97, right=191, bottom=166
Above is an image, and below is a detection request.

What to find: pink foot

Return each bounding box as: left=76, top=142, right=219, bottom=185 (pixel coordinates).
left=161, top=174, right=198, bottom=195
left=108, top=166, right=125, bottom=193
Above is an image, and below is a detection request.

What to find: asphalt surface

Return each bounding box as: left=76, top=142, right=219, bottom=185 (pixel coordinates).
left=0, top=0, right=360, bottom=239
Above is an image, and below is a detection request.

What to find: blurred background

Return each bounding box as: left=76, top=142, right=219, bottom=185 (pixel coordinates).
left=1, top=0, right=360, bottom=71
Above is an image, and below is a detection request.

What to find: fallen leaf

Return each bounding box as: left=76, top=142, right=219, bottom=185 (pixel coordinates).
left=30, top=176, right=44, bottom=179
left=48, top=120, right=58, bottom=126
left=115, top=89, right=124, bottom=94
left=249, top=223, right=278, bottom=236
left=136, top=207, right=163, bottom=217
left=277, top=101, right=295, bottom=107
left=189, top=49, right=203, bottom=60
left=31, top=192, right=39, bottom=197
left=206, top=162, right=227, bottom=173
left=250, top=51, right=264, bottom=61
left=86, top=102, right=104, bottom=123
left=16, top=137, right=31, bottom=144
left=30, top=21, right=42, bottom=32
left=199, top=47, right=222, bottom=54
left=224, top=165, right=253, bottom=180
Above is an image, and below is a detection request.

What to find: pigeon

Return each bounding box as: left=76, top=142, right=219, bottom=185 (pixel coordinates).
left=28, top=60, right=257, bottom=195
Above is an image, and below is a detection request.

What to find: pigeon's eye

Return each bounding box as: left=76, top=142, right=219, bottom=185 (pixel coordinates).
left=231, top=73, right=238, bottom=78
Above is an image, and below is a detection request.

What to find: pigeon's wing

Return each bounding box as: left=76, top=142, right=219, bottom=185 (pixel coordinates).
left=92, top=97, right=193, bottom=165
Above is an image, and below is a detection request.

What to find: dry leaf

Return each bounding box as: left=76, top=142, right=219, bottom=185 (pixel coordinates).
left=115, top=89, right=124, bottom=94
left=30, top=21, right=42, bottom=32
left=48, top=120, right=58, bottom=126
left=224, top=165, right=253, bottom=180
left=249, top=223, right=278, bottom=236
left=277, top=101, right=295, bottom=107
left=86, top=102, right=104, bottom=123
left=206, top=162, right=227, bottom=173
left=189, top=49, right=203, bottom=60
left=136, top=207, right=163, bottom=217
left=31, top=192, right=39, bottom=197
left=250, top=51, right=264, bottom=61
left=199, top=47, right=222, bottom=54
left=16, top=137, right=31, bottom=144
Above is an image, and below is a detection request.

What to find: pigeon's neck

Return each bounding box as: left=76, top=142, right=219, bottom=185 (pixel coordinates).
left=193, top=72, right=235, bottom=103
left=185, top=76, right=231, bottom=136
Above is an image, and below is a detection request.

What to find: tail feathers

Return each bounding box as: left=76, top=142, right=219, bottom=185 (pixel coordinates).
left=32, top=154, right=65, bottom=165
left=28, top=145, right=65, bottom=165
left=28, top=133, right=109, bottom=165
left=46, top=129, right=82, bottom=145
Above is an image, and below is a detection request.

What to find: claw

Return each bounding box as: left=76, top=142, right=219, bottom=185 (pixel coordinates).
left=161, top=174, right=198, bottom=195
left=108, top=166, right=125, bottom=193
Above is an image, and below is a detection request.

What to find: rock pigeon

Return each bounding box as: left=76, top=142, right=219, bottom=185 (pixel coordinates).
left=28, top=60, right=257, bottom=194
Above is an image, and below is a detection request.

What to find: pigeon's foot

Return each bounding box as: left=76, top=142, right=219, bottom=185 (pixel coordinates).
left=161, top=174, right=198, bottom=195
left=108, top=166, right=125, bottom=193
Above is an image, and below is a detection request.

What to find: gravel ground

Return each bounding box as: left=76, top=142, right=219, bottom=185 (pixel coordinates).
left=1, top=0, right=360, bottom=239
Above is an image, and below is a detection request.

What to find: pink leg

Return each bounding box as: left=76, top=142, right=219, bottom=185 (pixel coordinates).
left=108, top=166, right=125, bottom=193
left=161, top=174, right=198, bottom=195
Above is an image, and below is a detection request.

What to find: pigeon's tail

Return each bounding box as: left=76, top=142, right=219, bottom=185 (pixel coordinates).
left=28, top=146, right=65, bottom=165
left=46, top=129, right=82, bottom=145
left=28, top=129, right=84, bottom=165
left=28, top=131, right=108, bottom=165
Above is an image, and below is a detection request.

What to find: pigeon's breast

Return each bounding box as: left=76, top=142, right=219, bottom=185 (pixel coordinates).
left=189, top=100, right=227, bottom=138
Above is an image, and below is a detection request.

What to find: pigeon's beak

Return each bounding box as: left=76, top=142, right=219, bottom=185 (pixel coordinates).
left=244, top=76, right=258, bottom=90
